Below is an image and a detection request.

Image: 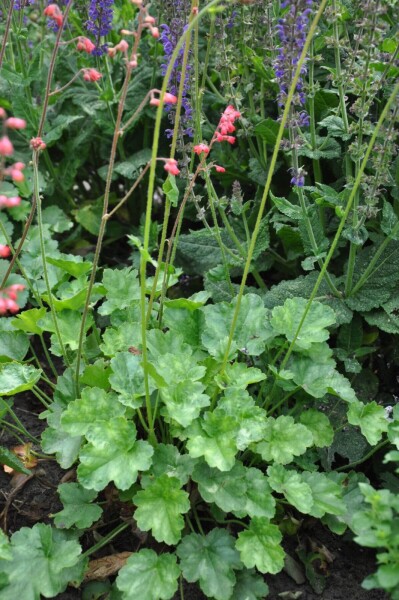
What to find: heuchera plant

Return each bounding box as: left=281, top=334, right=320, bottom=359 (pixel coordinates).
left=0, top=0, right=399, bottom=599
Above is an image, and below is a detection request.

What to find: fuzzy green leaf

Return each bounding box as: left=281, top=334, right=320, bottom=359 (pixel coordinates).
left=201, top=294, right=273, bottom=360
left=177, top=529, right=242, bottom=600
left=0, top=524, right=86, bottom=600
left=140, top=444, right=196, bottom=487
left=236, top=517, right=284, bottom=574
left=11, top=307, right=46, bottom=335
left=162, top=381, right=210, bottom=427
left=231, top=569, right=269, bottom=600
left=347, top=400, right=389, bottom=445
left=299, top=410, right=334, bottom=448
left=53, top=483, right=102, bottom=529
left=116, top=549, right=180, bottom=600
left=271, top=297, right=335, bottom=349
left=0, top=362, right=41, bottom=395
left=301, top=472, right=346, bottom=518
left=217, top=389, right=268, bottom=450
left=61, top=387, right=125, bottom=437
left=267, top=464, right=313, bottom=514
left=186, top=412, right=238, bottom=471
left=214, top=362, right=266, bottom=390
left=133, top=475, right=190, bottom=545
left=99, top=267, right=141, bottom=315
left=109, top=352, right=146, bottom=408
left=193, top=461, right=247, bottom=513
left=41, top=404, right=82, bottom=469
left=0, top=331, right=29, bottom=362
left=255, top=416, right=313, bottom=465
left=77, top=417, right=153, bottom=491
left=234, top=467, right=276, bottom=519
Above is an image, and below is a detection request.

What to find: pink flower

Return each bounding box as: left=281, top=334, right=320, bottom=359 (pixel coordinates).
left=144, top=15, right=156, bottom=25
left=10, top=169, right=24, bottom=182
left=150, top=27, right=160, bottom=38
left=4, top=298, right=19, bottom=313
left=13, top=162, right=25, bottom=171
left=0, top=245, right=11, bottom=258
left=193, top=143, right=210, bottom=155
left=30, top=137, right=46, bottom=151
left=164, top=158, right=180, bottom=176
left=149, top=91, right=178, bottom=107
left=0, top=108, right=6, bottom=119
left=214, top=105, right=240, bottom=145
left=5, top=117, right=26, bottom=130
left=44, top=4, right=63, bottom=28
left=0, top=136, right=14, bottom=156
left=76, top=37, right=96, bottom=53
left=215, top=165, right=226, bottom=173
left=83, top=68, right=102, bottom=82
left=5, top=196, right=21, bottom=208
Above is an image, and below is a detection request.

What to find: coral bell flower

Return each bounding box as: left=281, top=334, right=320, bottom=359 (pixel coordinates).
left=0, top=245, right=11, bottom=258
left=0, top=108, right=6, bottom=119
left=10, top=169, right=24, bottom=182
left=5, top=117, right=26, bottom=130
left=0, top=136, right=14, bottom=157
left=44, top=4, right=63, bottom=28
left=83, top=68, right=102, bottom=82
left=30, top=137, right=46, bottom=151
left=164, top=158, right=180, bottom=176
left=77, top=37, right=96, bottom=53
left=193, top=143, right=210, bottom=155
left=215, top=165, right=226, bottom=173
left=5, top=197, right=21, bottom=208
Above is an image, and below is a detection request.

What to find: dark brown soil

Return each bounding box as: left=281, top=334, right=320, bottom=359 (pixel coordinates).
left=0, top=394, right=389, bottom=600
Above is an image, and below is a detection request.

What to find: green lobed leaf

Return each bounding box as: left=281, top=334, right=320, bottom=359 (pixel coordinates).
left=77, top=417, right=153, bottom=491
left=299, top=410, right=334, bottom=448
left=231, top=569, right=269, bottom=600
left=216, top=388, right=268, bottom=450
left=301, top=471, right=346, bottom=518
left=214, top=362, right=266, bottom=390
left=133, top=475, right=190, bottom=545
left=99, top=267, right=141, bottom=315
left=236, top=517, right=285, bottom=574
left=140, top=444, right=196, bottom=487
left=160, top=380, right=210, bottom=427
left=255, top=416, right=314, bottom=465
left=116, top=549, right=180, bottom=600
left=61, top=387, right=125, bottom=437
left=41, top=404, right=82, bottom=469
left=201, top=294, right=274, bottom=361
left=0, top=524, right=86, bottom=600
left=267, top=464, right=313, bottom=514
left=347, top=400, right=389, bottom=445
left=271, top=297, right=335, bottom=349
left=0, top=331, right=29, bottom=363
left=234, top=466, right=276, bottom=519
left=11, top=307, right=46, bottom=335
left=0, top=362, right=41, bottom=395
left=53, top=483, right=102, bottom=529
left=186, top=412, right=239, bottom=471
left=109, top=352, right=146, bottom=408
left=192, top=461, right=247, bottom=513
left=177, top=529, right=242, bottom=600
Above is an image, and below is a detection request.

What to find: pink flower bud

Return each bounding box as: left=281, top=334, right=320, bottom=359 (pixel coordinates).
left=44, top=4, right=63, bottom=28
left=5, top=117, right=26, bottom=129
left=144, top=15, right=156, bottom=25
left=164, top=158, right=180, bottom=176
left=30, top=137, right=46, bottom=151
left=150, top=27, right=160, bottom=38
left=164, top=93, right=177, bottom=104
left=150, top=98, right=160, bottom=107
left=7, top=290, right=17, bottom=301
left=0, top=136, right=14, bottom=156
left=215, top=165, right=226, bottom=173
left=0, top=108, right=6, bottom=119
left=0, top=298, right=6, bottom=315
left=9, top=284, right=25, bottom=292
left=0, top=245, right=11, bottom=258
left=0, top=196, right=8, bottom=208
left=10, top=169, right=24, bottom=182
left=4, top=298, right=19, bottom=313
left=193, top=143, right=210, bottom=155
left=13, top=162, right=25, bottom=171
left=83, top=68, right=102, bottom=82
left=5, top=196, right=21, bottom=207
left=76, top=37, right=96, bottom=53
left=116, top=39, right=129, bottom=52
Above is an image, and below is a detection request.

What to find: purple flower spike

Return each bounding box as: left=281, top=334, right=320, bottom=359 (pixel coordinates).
left=274, top=0, right=313, bottom=110
left=86, top=0, right=115, bottom=56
